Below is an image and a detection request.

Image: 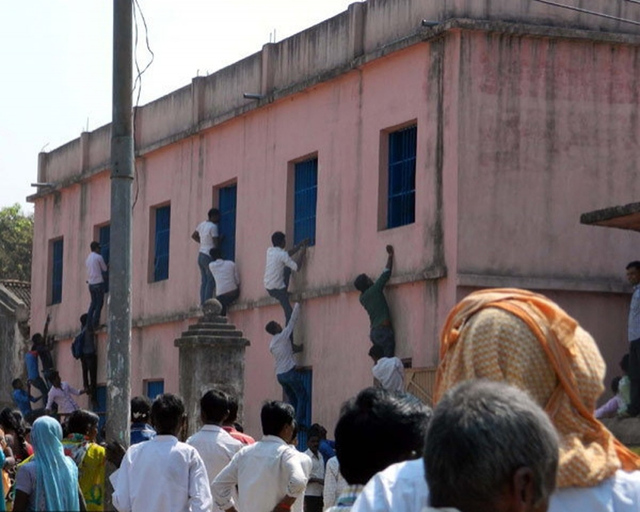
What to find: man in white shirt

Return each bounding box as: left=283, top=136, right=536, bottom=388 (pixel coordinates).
left=209, top=248, right=240, bottom=316
left=267, top=303, right=308, bottom=428
left=625, top=261, right=640, bottom=417
left=212, top=400, right=310, bottom=512
left=323, top=456, right=348, bottom=509
left=111, top=393, right=213, bottom=512
left=304, top=428, right=325, bottom=512
left=368, top=345, right=405, bottom=393
left=188, top=389, right=243, bottom=510
left=264, top=231, right=308, bottom=349
left=86, top=241, right=108, bottom=330
left=192, top=208, right=220, bottom=305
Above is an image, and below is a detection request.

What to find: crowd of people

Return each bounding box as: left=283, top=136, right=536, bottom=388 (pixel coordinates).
left=6, top=213, right=640, bottom=511
left=0, top=285, right=638, bottom=511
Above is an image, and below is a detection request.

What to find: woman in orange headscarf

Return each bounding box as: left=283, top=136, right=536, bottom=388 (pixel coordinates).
left=435, top=288, right=640, bottom=511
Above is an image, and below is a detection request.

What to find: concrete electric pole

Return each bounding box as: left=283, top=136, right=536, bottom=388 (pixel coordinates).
left=107, top=0, right=133, bottom=450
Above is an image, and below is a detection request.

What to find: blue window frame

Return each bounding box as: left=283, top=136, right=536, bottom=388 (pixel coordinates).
left=146, top=380, right=164, bottom=400
left=387, top=125, right=417, bottom=229
left=51, top=239, right=63, bottom=304
left=219, top=185, right=237, bottom=261
left=153, top=206, right=171, bottom=282
left=293, top=158, right=318, bottom=246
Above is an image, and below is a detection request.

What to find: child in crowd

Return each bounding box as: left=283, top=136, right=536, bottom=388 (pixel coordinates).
left=595, top=354, right=631, bottom=418
left=130, top=396, right=156, bottom=445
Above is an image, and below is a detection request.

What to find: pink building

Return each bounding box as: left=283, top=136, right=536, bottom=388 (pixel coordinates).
left=29, top=0, right=640, bottom=436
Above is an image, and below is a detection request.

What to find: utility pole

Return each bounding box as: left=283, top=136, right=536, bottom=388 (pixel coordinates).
left=107, top=0, right=133, bottom=453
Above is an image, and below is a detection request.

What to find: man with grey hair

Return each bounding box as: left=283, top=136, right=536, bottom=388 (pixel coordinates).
left=424, top=380, right=559, bottom=512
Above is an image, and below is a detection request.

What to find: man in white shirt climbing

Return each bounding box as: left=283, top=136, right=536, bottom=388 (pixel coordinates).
left=264, top=231, right=308, bottom=350
left=192, top=208, right=220, bottom=305
left=86, top=241, right=108, bottom=330
left=267, top=302, right=308, bottom=428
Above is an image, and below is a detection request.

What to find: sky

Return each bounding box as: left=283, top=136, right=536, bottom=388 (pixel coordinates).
left=0, top=0, right=357, bottom=213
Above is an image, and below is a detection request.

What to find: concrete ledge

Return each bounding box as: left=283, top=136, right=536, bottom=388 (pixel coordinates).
left=457, top=273, right=629, bottom=294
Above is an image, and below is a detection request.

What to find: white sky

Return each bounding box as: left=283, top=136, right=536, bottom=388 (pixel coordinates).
left=0, top=0, right=357, bottom=212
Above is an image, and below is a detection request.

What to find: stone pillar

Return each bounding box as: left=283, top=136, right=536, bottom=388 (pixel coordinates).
left=174, top=299, right=250, bottom=437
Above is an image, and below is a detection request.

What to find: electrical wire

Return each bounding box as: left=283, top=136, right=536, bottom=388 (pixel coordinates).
left=131, top=0, right=155, bottom=211
left=531, top=0, right=640, bottom=26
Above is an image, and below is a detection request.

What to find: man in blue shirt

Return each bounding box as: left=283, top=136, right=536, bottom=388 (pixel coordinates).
left=12, top=378, right=41, bottom=417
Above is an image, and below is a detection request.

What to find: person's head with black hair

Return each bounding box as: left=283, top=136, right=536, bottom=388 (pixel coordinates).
left=626, top=261, right=640, bottom=286
left=621, top=354, right=630, bottom=374
left=200, top=389, right=230, bottom=426
left=611, top=376, right=622, bottom=395
left=150, top=394, right=186, bottom=436
left=368, top=344, right=385, bottom=363
left=90, top=241, right=101, bottom=253
left=261, top=400, right=295, bottom=442
left=265, top=320, right=283, bottom=336
left=12, top=378, right=24, bottom=390
left=271, top=231, right=286, bottom=248
left=354, top=273, right=374, bottom=293
left=131, top=396, right=152, bottom=424
left=0, top=407, right=29, bottom=459
left=48, top=371, right=62, bottom=389
left=31, top=333, right=44, bottom=349
left=66, top=409, right=100, bottom=441
left=334, top=387, right=432, bottom=486
left=223, top=393, right=239, bottom=427
left=209, top=248, right=223, bottom=261
left=208, top=208, right=220, bottom=222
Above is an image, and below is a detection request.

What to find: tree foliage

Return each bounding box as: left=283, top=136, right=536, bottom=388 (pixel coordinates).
left=0, top=204, right=34, bottom=282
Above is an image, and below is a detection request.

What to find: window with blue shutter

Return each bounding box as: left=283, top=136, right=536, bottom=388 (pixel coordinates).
left=99, top=224, right=110, bottom=293
left=50, top=239, right=63, bottom=304
left=99, top=225, right=110, bottom=265
left=293, top=158, right=318, bottom=246
left=387, top=125, right=417, bottom=229
left=146, top=380, right=165, bottom=400
left=219, top=185, right=237, bottom=261
left=153, top=206, right=171, bottom=282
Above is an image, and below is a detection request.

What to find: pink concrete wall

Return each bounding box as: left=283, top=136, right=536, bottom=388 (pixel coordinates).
left=30, top=22, right=640, bottom=438
left=31, top=42, right=444, bottom=437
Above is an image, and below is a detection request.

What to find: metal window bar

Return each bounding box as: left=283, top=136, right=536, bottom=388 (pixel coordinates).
left=154, top=206, right=171, bottom=281
left=51, top=239, right=64, bottom=304
left=294, top=158, right=318, bottom=246
left=387, top=126, right=417, bottom=229
left=219, top=185, right=237, bottom=261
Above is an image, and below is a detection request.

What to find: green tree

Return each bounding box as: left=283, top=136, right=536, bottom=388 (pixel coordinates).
left=0, top=204, right=34, bottom=282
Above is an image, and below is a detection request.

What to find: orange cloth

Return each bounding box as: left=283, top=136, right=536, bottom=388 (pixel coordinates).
left=435, top=288, right=640, bottom=488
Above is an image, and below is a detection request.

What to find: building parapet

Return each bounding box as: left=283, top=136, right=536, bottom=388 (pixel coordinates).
left=29, top=0, right=640, bottom=200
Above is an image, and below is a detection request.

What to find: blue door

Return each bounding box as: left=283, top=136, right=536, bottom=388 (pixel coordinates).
left=282, top=368, right=312, bottom=450
left=219, top=185, right=237, bottom=261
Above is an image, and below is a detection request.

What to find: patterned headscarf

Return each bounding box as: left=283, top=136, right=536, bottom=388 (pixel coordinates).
left=435, top=288, right=640, bottom=488
left=31, top=416, right=80, bottom=511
